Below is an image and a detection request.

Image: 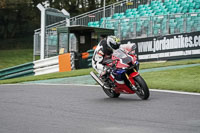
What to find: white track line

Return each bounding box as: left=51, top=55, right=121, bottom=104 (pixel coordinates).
left=1, top=83, right=200, bottom=96
left=150, top=89, right=200, bottom=96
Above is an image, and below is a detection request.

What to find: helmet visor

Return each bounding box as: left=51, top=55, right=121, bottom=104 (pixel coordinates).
left=110, top=42, right=120, bottom=50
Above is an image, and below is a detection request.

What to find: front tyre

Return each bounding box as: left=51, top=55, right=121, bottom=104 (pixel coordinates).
left=134, top=75, right=150, bottom=100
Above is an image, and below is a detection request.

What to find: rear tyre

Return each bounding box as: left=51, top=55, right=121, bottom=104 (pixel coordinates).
left=134, top=75, right=150, bottom=100
left=102, top=87, right=120, bottom=98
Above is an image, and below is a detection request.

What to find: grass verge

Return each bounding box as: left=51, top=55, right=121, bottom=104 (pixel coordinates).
left=0, top=68, right=93, bottom=84
left=0, top=49, right=33, bottom=69
left=141, top=66, right=200, bottom=93
left=140, top=58, right=200, bottom=69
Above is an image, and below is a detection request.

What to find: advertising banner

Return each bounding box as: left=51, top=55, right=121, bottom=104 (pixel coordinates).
left=121, top=32, right=200, bottom=61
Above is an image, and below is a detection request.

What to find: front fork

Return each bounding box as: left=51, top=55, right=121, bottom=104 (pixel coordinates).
left=125, top=69, right=139, bottom=91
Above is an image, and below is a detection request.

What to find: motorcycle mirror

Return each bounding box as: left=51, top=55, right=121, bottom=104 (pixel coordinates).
left=131, top=44, right=137, bottom=50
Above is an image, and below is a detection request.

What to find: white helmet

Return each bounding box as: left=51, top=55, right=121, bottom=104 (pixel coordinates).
left=107, top=36, right=120, bottom=50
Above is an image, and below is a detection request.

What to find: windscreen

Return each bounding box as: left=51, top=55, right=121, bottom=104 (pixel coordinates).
left=113, top=49, right=132, bottom=64
left=113, top=49, right=128, bottom=58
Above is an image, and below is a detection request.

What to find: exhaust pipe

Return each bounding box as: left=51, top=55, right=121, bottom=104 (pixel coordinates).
left=90, top=71, right=104, bottom=87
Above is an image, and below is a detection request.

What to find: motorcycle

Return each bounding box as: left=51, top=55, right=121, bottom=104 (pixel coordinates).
left=90, top=45, right=150, bottom=100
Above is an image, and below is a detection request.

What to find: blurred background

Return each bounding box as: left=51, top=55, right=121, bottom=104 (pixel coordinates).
left=0, top=0, right=120, bottom=49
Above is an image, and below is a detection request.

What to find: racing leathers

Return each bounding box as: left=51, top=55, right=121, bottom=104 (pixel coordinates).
left=92, top=40, right=136, bottom=75
left=92, top=39, right=113, bottom=75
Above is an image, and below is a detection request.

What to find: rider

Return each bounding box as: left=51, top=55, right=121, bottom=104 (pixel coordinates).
left=92, top=35, right=120, bottom=87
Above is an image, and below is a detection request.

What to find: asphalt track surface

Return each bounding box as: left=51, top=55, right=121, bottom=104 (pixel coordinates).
left=0, top=84, right=200, bottom=133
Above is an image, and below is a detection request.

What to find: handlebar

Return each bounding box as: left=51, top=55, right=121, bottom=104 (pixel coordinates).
left=104, top=59, right=119, bottom=71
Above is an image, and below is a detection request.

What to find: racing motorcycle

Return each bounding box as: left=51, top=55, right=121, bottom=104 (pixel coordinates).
left=90, top=45, right=150, bottom=100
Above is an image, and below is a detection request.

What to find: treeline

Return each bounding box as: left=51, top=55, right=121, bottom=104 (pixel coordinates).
left=0, top=0, right=121, bottom=39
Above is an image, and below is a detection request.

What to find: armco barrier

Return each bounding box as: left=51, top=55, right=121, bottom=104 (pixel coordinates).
left=33, top=56, right=59, bottom=75
left=34, top=54, right=74, bottom=75
left=78, top=49, right=94, bottom=69
left=34, top=56, right=58, bottom=69
left=87, top=49, right=94, bottom=67
left=34, top=65, right=59, bottom=76
left=0, top=62, right=34, bottom=80
left=0, top=53, right=75, bottom=80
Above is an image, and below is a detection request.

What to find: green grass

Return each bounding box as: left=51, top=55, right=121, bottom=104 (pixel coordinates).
left=0, top=49, right=33, bottom=69
left=141, top=66, right=200, bottom=93
left=0, top=68, right=93, bottom=84
left=140, top=59, right=200, bottom=69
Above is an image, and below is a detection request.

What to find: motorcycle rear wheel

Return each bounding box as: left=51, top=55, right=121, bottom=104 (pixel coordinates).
left=134, top=75, right=150, bottom=100
left=102, top=87, right=120, bottom=98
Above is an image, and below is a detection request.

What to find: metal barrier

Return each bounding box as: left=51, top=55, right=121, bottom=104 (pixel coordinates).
left=34, top=21, right=67, bottom=60
left=33, top=56, right=59, bottom=76
left=87, top=49, right=95, bottom=67
left=0, top=63, right=34, bottom=80
left=78, top=49, right=95, bottom=69
left=0, top=53, right=75, bottom=80
left=35, top=4, right=69, bottom=60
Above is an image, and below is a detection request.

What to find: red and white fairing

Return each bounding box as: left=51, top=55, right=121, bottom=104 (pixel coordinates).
left=106, top=44, right=139, bottom=94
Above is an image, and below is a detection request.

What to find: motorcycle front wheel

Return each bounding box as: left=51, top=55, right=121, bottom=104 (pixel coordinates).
left=134, top=75, right=150, bottom=100
left=102, top=87, right=120, bottom=98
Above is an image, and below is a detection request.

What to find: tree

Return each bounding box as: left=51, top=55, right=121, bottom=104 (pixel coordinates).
left=88, top=0, right=96, bottom=11
left=0, top=0, right=40, bottom=39
left=0, top=0, right=120, bottom=39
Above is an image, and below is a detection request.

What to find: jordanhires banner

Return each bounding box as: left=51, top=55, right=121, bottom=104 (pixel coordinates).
left=121, top=31, right=200, bottom=61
